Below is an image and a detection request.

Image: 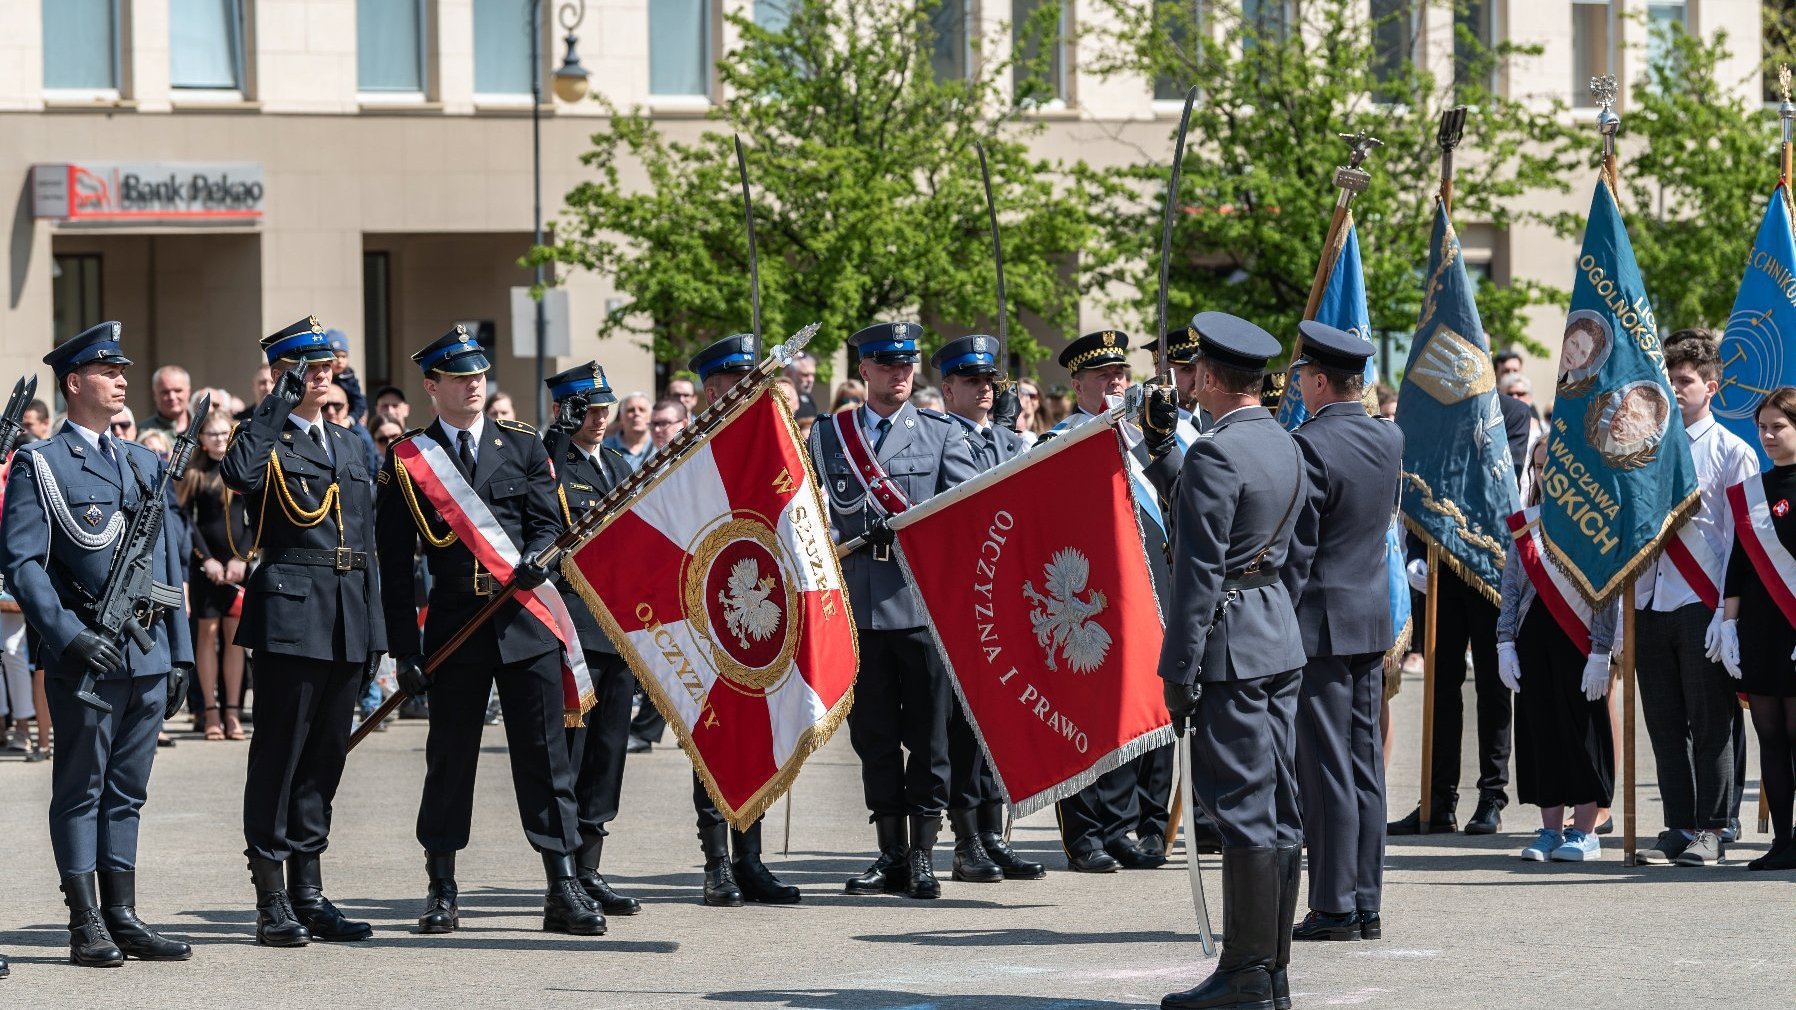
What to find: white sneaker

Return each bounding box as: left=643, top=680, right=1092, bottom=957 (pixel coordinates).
left=1550, top=828, right=1600, bottom=862
left=1521, top=828, right=1563, bottom=862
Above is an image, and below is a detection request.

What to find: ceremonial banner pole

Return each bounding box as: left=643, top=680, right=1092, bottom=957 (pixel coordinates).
left=735, top=134, right=763, bottom=347
left=1782, top=66, right=1793, bottom=190
left=1437, top=107, right=1467, bottom=217
left=1154, top=85, right=1201, bottom=384
left=975, top=141, right=1011, bottom=385
left=1419, top=541, right=1440, bottom=827
left=1300, top=132, right=1382, bottom=324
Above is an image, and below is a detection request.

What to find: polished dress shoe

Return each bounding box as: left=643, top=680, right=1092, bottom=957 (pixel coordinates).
left=732, top=823, right=800, bottom=904
left=1358, top=910, right=1382, bottom=940
left=948, top=809, right=1003, bottom=883
left=1748, top=837, right=1796, bottom=871
left=287, top=854, right=372, bottom=941
left=542, top=853, right=607, bottom=935
left=1067, top=848, right=1121, bottom=873
left=0, top=951, right=9, bottom=978
left=625, top=736, right=652, bottom=754
left=1292, top=909, right=1360, bottom=942
left=1138, top=834, right=1168, bottom=859
left=976, top=802, right=1045, bottom=879
left=418, top=853, right=459, bottom=934
left=61, top=873, right=125, bottom=968
left=98, top=871, right=192, bottom=960
left=247, top=858, right=311, bottom=947
left=845, top=815, right=910, bottom=895
left=1386, top=806, right=1456, bottom=835
left=576, top=836, right=640, bottom=915
left=906, top=815, right=942, bottom=899
left=1464, top=797, right=1503, bottom=835
left=699, top=825, right=744, bottom=906
left=1110, top=839, right=1168, bottom=869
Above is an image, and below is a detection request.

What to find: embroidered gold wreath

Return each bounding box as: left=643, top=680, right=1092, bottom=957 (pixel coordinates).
left=681, top=514, right=801, bottom=696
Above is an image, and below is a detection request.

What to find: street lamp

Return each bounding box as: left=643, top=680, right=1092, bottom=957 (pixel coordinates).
left=532, top=0, right=590, bottom=426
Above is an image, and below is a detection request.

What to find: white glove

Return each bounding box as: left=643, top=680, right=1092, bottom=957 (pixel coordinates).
left=1497, top=641, right=1521, bottom=693
left=1405, top=559, right=1429, bottom=594
left=1581, top=651, right=1611, bottom=701
left=1720, top=619, right=1742, bottom=680
left=1703, top=608, right=1727, bottom=662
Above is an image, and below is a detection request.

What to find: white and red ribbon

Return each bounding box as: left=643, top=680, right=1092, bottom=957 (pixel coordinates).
left=393, top=433, right=594, bottom=721
left=1508, top=506, right=1594, bottom=655
left=1662, top=520, right=1722, bottom=612
left=827, top=409, right=911, bottom=517
left=1728, top=477, right=1796, bottom=631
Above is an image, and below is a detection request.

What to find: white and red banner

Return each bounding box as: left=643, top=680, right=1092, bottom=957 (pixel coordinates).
left=892, top=411, right=1172, bottom=816
left=391, top=433, right=596, bottom=724
left=563, top=391, right=856, bottom=829
left=1728, top=477, right=1796, bottom=630
left=1507, top=506, right=1594, bottom=655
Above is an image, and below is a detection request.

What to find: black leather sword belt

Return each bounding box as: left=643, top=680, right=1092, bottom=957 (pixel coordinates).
left=1220, top=569, right=1279, bottom=592
left=262, top=547, right=367, bottom=571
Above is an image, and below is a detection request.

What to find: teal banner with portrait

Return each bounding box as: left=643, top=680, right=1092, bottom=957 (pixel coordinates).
left=1716, top=186, right=1796, bottom=467
left=1539, top=179, right=1698, bottom=606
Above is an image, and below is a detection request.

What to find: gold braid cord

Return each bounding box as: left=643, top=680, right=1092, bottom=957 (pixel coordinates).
left=393, top=456, right=459, bottom=548
left=1401, top=469, right=1506, bottom=605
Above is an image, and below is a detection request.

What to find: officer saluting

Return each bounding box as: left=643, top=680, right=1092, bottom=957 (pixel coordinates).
left=812, top=322, right=977, bottom=899
left=1279, top=322, right=1402, bottom=943
left=375, top=326, right=603, bottom=937
left=930, top=333, right=1045, bottom=884
left=683, top=334, right=801, bottom=907
left=1158, top=313, right=1308, bottom=1010
left=1, top=322, right=194, bottom=967
left=221, top=316, right=386, bottom=946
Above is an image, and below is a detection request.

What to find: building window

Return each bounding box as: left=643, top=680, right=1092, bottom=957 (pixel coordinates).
left=170, top=0, right=245, bottom=91
left=474, top=0, right=533, bottom=96
left=1646, top=1, right=1687, bottom=72
left=1454, top=0, right=1495, bottom=92
left=756, top=0, right=791, bottom=32
left=1153, top=1, right=1201, bottom=102
left=1241, top=0, right=1286, bottom=52
left=358, top=0, right=426, bottom=94
left=42, top=0, right=119, bottom=92
left=363, top=252, right=392, bottom=387
left=1013, top=0, right=1066, bottom=106
left=930, top=0, right=971, bottom=82
left=52, top=255, right=104, bottom=348
left=1370, top=0, right=1414, bottom=102
left=650, top=0, right=712, bottom=98
left=1571, top=0, right=1611, bottom=107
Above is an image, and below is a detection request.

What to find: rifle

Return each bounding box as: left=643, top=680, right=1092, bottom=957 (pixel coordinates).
left=75, top=393, right=211, bottom=712
left=0, top=375, right=40, bottom=462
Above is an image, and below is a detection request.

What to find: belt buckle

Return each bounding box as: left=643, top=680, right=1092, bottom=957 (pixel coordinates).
left=873, top=542, right=892, bottom=562
left=334, top=547, right=354, bottom=572
left=473, top=573, right=495, bottom=596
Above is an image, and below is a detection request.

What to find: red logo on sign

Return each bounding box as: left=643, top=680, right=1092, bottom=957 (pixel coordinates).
left=1775, top=499, right=1790, bottom=518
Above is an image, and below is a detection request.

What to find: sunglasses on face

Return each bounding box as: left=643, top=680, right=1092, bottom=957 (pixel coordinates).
left=111, top=422, right=135, bottom=432
left=322, top=402, right=348, bottom=413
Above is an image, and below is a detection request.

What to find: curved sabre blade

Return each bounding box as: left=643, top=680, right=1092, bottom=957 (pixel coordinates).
left=1180, top=731, right=1217, bottom=958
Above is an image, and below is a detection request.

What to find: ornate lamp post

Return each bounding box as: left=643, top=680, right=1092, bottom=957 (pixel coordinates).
left=532, top=0, right=589, bottom=425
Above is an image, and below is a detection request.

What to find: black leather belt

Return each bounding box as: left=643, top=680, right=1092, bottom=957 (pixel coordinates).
left=441, top=572, right=503, bottom=596
left=263, top=547, right=366, bottom=572
left=1221, top=569, right=1279, bottom=592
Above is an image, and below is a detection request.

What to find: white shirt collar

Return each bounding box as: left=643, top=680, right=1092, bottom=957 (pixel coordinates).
left=1685, top=413, right=1716, bottom=442
left=861, top=403, right=902, bottom=432
left=64, top=419, right=104, bottom=454
left=438, top=413, right=486, bottom=444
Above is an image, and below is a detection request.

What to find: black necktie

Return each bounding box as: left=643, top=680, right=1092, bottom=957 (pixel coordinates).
left=873, top=417, right=892, bottom=455
left=457, top=430, right=475, bottom=476
left=98, top=433, right=121, bottom=482
left=309, top=424, right=328, bottom=461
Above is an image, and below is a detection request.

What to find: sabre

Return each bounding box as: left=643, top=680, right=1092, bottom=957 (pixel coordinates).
left=1178, top=731, right=1216, bottom=958
left=975, top=141, right=1011, bottom=382
left=735, top=134, right=763, bottom=349
left=1155, top=84, right=1200, bottom=384
left=1436, top=106, right=1467, bottom=216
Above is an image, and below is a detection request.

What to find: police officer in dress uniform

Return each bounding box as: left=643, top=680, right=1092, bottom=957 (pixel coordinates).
left=222, top=317, right=387, bottom=946
left=810, top=322, right=977, bottom=899
left=1049, top=329, right=1182, bottom=873
left=682, top=334, right=802, bottom=906
left=376, top=327, right=604, bottom=937
left=1158, top=313, right=1308, bottom=1010
left=540, top=361, right=642, bottom=917
left=930, top=334, right=1047, bottom=885
left=1, top=322, right=195, bottom=967
left=1278, top=323, right=1403, bottom=945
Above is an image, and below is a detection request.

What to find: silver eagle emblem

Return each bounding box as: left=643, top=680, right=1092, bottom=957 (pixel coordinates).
left=1021, top=548, right=1112, bottom=674
left=718, top=557, right=781, bottom=648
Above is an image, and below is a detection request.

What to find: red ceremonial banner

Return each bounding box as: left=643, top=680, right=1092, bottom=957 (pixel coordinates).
left=893, top=413, right=1172, bottom=816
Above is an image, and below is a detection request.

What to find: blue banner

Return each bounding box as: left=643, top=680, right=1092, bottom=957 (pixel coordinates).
left=1539, top=179, right=1699, bottom=606
left=1716, top=186, right=1796, bottom=467
left=1395, top=203, right=1519, bottom=602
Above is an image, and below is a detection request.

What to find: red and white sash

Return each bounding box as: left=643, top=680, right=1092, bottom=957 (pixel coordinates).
left=827, top=409, right=911, bottom=516
left=1507, top=506, right=1594, bottom=655
left=392, top=432, right=594, bottom=724
left=1727, top=477, right=1796, bottom=631
left=1662, top=520, right=1722, bottom=612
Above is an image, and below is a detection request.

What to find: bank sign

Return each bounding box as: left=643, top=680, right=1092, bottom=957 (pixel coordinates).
left=32, top=162, right=264, bottom=224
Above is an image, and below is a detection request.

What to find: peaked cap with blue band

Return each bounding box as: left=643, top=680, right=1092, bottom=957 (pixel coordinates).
left=412, top=324, right=491, bottom=376
left=1292, top=319, right=1375, bottom=373
left=1057, top=329, right=1130, bottom=372
left=850, top=322, right=922, bottom=364
left=1142, top=325, right=1202, bottom=364
left=260, top=315, right=335, bottom=366
left=689, top=333, right=758, bottom=381
left=930, top=333, right=1000, bottom=377
left=1191, top=312, right=1280, bottom=373
left=545, top=360, right=618, bottom=406
left=46, top=321, right=132, bottom=376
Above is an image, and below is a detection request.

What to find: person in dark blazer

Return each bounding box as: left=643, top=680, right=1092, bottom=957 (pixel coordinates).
left=1, top=322, right=194, bottom=967
left=809, top=321, right=978, bottom=899
left=221, top=316, right=388, bottom=946
left=1158, top=312, right=1308, bottom=1010
left=932, top=333, right=1046, bottom=885
left=1278, top=321, right=1404, bottom=944
left=376, top=326, right=603, bottom=938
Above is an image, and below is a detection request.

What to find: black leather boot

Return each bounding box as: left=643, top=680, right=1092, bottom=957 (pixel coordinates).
left=418, top=853, right=459, bottom=934
left=575, top=835, right=640, bottom=915
left=542, top=852, right=607, bottom=936
left=97, top=871, right=191, bottom=960
left=700, top=824, right=744, bottom=907
left=247, top=858, right=310, bottom=948
left=0, top=951, right=8, bottom=978
left=1272, top=845, right=1300, bottom=1010
left=287, top=853, right=372, bottom=941
left=907, top=814, right=942, bottom=899
left=732, top=822, right=800, bottom=904
left=845, top=815, right=910, bottom=895
left=61, top=873, right=124, bottom=967
left=976, top=801, right=1046, bottom=879
left=948, top=808, right=1003, bottom=883
left=1160, top=847, right=1278, bottom=1010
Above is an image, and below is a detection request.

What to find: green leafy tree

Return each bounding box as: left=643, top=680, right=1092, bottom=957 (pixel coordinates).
left=1078, top=0, right=1581, bottom=354
left=534, top=0, right=1098, bottom=366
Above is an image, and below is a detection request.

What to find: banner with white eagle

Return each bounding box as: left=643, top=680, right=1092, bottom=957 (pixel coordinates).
left=562, top=390, right=857, bottom=829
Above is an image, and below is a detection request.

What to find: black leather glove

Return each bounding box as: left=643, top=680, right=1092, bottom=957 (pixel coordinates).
left=254, top=367, right=307, bottom=430
left=511, top=558, right=552, bottom=591
left=396, top=655, right=431, bottom=697
left=1143, top=386, right=1179, bottom=460
left=990, top=384, right=1021, bottom=432
left=1163, top=678, right=1202, bottom=736
left=552, top=392, right=590, bottom=434
left=63, top=629, right=123, bottom=677
left=164, top=664, right=191, bottom=720
left=864, top=514, right=896, bottom=548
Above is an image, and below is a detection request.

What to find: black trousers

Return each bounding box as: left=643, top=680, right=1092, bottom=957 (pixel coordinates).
left=692, top=773, right=766, bottom=842
left=1513, top=607, right=1614, bottom=809
left=45, top=674, right=164, bottom=876
left=242, top=653, right=361, bottom=861
left=1190, top=669, right=1302, bottom=850
left=1055, top=744, right=1176, bottom=855
left=1635, top=604, right=1736, bottom=831
left=947, top=693, right=1000, bottom=811
left=846, top=628, right=950, bottom=818
left=629, top=682, right=666, bottom=743
left=1296, top=653, right=1385, bottom=915
left=1427, top=567, right=1510, bottom=811
left=417, top=648, right=580, bottom=856
left=564, top=651, right=634, bottom=841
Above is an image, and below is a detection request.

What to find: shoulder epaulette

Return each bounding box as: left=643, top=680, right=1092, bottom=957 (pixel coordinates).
left=496, top=418, right=538, bottom=435
left=916, top=408, right=953, bottom=423
left=397, top=427, right=425, bottom=442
